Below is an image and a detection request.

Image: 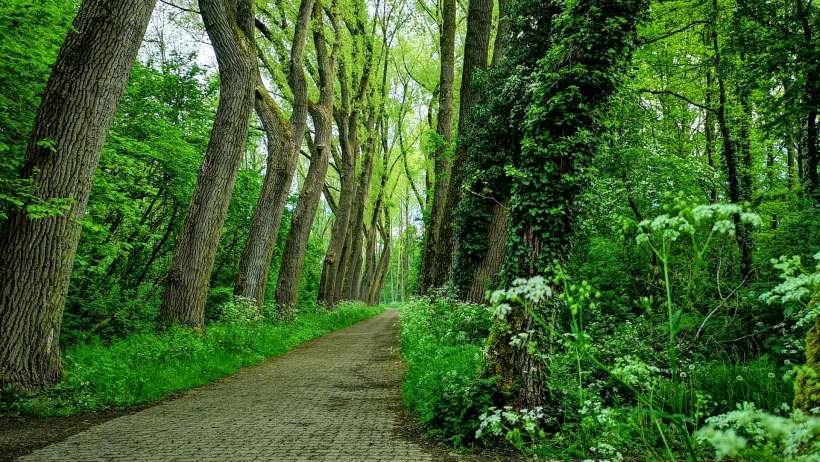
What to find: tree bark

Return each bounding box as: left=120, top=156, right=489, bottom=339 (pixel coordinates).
left=417, top=0, right=457, bottom=294
left=274, top=5, right=337, bottom=313
left=431, top=0, right=494, bottom=288
left=461, top=0, right=511, bottom=302
left=368, top=208, right=392, bottom=304
left=160, top=0, right=257, bottom=329
left=466, top=200, right=510, bottom=303
left=0, top=0, right=156, bottom=390
left=234, top=0, right=315, bottom=304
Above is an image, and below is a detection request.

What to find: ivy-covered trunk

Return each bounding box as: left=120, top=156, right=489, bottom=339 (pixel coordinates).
left=795, top=310, right=819, bottom=413
left=487, top=0, right=646, bottom=409
left=429, top=0, right=494, bottom=289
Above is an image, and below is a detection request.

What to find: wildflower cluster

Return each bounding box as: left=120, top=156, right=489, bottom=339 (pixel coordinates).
left=476, top=405, right=549, bottom=449
left=696, top=402, right=820, bottom=461
left=636, top=202, right=761, bottom=249
left=761, top=252, right=820, bottom=328
left=610, top=355, right=661, bottom=387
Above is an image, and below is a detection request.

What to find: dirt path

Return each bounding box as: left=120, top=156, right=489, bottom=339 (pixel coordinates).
left=13, top=310, right=480, bottom=462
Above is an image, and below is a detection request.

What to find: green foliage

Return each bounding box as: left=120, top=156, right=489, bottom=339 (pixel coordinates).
left=61, top=57, right=220, bottom=341
left=0, top=0, right=77, bottom=218
left=696, top=403, right=820, bottom=461
left=2, top=303, right=383, bottom=417
left=399, top=297, right=496, bottom=445
left=503, top=0, right=647, bottom=277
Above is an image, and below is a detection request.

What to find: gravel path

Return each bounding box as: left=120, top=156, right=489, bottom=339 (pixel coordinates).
left=19, top=310, right=438, bottom=462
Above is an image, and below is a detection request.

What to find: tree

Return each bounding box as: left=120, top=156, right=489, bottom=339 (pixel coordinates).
left=425, top=0, right=494, bottom=289
left=0, top=0, right=157, bottom=390
left=486, top=0, right=646, bottom=409
left=233, top=0, right=315, bottom=305
left=274, top=1, right=338, bottom=313
left=416, top=0, right=457, bottom=294
left=160, top=0, right=257, bottom=329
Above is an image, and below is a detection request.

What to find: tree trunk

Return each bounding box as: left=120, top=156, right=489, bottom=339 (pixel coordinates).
left=466, top=200, right=510, bottom=303
left=343, top=107, right=379, bottom=300
left=360, top=188, right=384, bottom=300
left=797, top=0, right=818, bottom=198
left=274, top=7, right=336, bottom=313
left=233, top=0, right=315, bottom=305
left=160, top=0, right=257, bottom=329
left=432, top=0, right=494, bottom=288
left=369, top=209, right=392, bottom=305
left=710, top=0, right=751, bottom=277
left=0, top=0, right=156, bottom=390
left=461, top=0, right=511, bottom=302
left=705, top=65, right=718, bottom=202
left=417, top=0, right=457, bottom=294
left=787, top=136, right=796, bottom=189
left=738, top=84, right=754, bottom=275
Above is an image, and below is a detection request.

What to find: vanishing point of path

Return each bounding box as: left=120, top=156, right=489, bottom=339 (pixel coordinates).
left=17, top=310, right=462, bottom=462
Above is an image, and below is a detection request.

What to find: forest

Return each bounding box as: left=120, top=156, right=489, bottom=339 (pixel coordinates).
left=0, top=0, right=818, bottom=460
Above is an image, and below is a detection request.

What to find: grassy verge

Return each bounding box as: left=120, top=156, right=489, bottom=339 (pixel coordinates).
left=3, top=303, right=383, bottom=417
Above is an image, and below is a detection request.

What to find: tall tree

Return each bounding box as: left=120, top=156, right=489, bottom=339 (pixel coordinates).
left=274, top=2, right=338, bottom=312
left=709, top=0, right=753, bottom=276
left=233, top=0, right=315, bottom=305
left=427, top=0, right=494, bottom=289
left=416, top=0, right=457, bottom=294
left=461, top=0, right=511, bottom=302
left=487, top=0, right=646, bottom=409
left=0, top=0, right=156, bottom=390
left=160, top=0, right=257, bottom=328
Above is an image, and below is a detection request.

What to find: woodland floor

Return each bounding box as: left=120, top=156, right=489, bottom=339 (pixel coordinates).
left=2, top=310, right=512, bottom=462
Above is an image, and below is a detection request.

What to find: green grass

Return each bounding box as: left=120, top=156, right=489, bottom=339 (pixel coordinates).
left=3, top=303, right=383, bottom=417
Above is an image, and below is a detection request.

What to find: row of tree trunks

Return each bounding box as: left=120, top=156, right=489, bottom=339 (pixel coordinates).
left=274, top=3, right=338, bottom=314
left=233, top=0, right=315, bottom=305
left=0, top=0, right=157, bottom=390
left=160, top=0, right=257, bottom=329
left=317, top=10, right=373, bottom=306
left=368, top=208, right=392, bottom=304
left=416, top=0, right=457, bottom=294
left=340, top=31, right=390, bottom=302
left=341, top=110, right=378, bottom=300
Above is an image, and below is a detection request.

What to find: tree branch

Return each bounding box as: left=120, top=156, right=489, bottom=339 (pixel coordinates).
left=638, top=89, right=715, bottom=113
